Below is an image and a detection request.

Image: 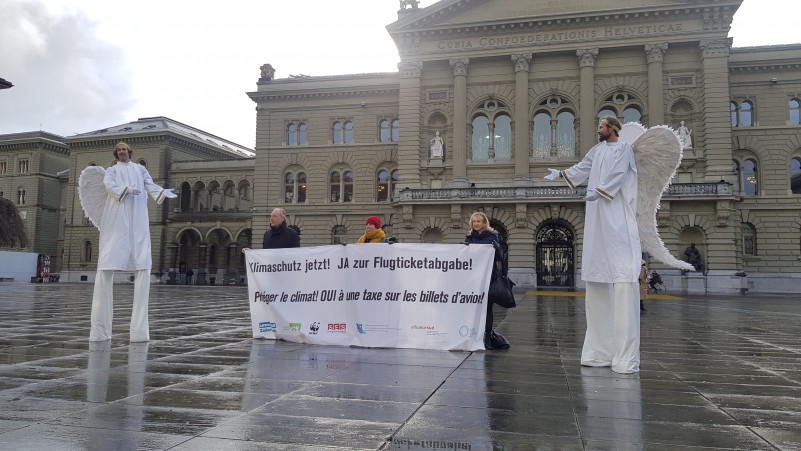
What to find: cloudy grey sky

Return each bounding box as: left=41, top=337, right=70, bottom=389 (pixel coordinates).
left=0, top=0, right=798, bottom=149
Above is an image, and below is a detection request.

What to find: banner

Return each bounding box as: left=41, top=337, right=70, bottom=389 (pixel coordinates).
left=245, top=243, right=494, bottom=351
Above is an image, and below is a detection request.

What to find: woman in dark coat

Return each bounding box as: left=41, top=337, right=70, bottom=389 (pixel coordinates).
left=463, top=211, right=510, bottom=350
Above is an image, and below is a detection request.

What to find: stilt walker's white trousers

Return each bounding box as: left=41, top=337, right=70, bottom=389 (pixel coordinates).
left=89, top=270, right=150, bottom=342
left=581, top=281, right=640, bottom=373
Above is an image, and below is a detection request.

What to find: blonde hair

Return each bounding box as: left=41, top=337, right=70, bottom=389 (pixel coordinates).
left=468, top=212, right=496, bottom=233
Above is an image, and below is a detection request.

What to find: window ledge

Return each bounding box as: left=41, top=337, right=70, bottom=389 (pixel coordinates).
left=742, top=256, right=761, bottom=262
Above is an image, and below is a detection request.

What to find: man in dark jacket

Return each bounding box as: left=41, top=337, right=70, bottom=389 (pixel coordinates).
left=262, top=208, right=300, bottom=249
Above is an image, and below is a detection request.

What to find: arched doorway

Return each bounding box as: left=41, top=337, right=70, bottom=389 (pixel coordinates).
left=536, top=221, right=575, bottom=287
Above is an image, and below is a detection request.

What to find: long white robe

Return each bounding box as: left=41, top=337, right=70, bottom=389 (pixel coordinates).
left=96, top=162, right=166, bottom=271
left=562, top=141, right=641, bottom=283
left=562, top=140, right=641, bottom=373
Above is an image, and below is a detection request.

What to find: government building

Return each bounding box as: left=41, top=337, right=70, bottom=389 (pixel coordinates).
left=2, top=0, right=800, bottom=293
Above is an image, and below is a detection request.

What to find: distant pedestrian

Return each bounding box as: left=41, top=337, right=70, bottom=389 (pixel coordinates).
left=185, top=268, right=194, bottom=285
left=639, top=260, right=648, bottom=311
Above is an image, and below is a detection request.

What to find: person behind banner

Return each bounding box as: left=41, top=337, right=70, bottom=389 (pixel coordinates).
left=463, top=211, right=509, bottom=351
left=357, top=216, right=386, bottom=243
left=243, top=208, right=300, bottom=253
left=639, top=259, right=648, bottom=312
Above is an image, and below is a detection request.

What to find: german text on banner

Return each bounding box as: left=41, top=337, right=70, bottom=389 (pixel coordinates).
left=245, top=243, right=493, bottom=351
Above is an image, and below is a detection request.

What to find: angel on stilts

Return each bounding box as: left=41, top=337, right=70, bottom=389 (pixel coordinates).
left=78, top=142, right=177, bottom=342
left=544, top=116, right=693, bottom=374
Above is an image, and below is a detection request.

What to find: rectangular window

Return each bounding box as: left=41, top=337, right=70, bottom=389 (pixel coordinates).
left=18, top=159, right=29, bottom=174
left=0, top=161, right=6, bottom=174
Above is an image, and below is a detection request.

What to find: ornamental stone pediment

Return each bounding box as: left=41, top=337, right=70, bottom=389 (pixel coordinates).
left=389, top=0, right=739, bottom=57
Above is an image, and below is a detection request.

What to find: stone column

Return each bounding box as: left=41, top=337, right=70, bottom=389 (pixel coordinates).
left=699, top=39, right=734, bottom=182
left=645, top=43, right=668, bottom=126
left=512, top=53, right=532, bottom=185
left=397, top=61, right=424, bottom=191
left=449, top=57, right=470, bottom=188
left=577, top=49, right=599, bottom=155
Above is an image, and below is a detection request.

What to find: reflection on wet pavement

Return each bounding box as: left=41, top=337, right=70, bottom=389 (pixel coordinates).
left=0, top=283, right=799, bottom=449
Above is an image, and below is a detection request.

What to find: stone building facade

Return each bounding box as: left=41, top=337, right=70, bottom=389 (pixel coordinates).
left=0, top=132, right=70, bottom=261
left=2, top=0, right=800, bottom=293
left=248, top=0, right=801, bottom=294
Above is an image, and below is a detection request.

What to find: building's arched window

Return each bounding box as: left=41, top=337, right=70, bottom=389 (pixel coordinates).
left=376, top=168, right=399, bottom=202
left=330, top=169, right=353, bottom=203
left=533, top=97, right=576, bottom=158
left=789, top=99, right=800, bottom=125
left=18, top=159, right=29, bottom=174
left=298, top=123, right=307, bottom=145
left=332, top=121, right=353, bottom=144
left=344, top=121, right=353, bottom=144
left=623, top=106, right=642, bottom=124
left=790, top=158, right=801, bottom=194
left=470, top=99, right=512, bottom=161
left=731, top=100, right=754, bottom=127
left=379, top=119, right=390, bottom=142
left=83, top=241, right=92, bottom=262
left=740, top=101, right=753, bottom=126
left=742, top=159, right=758, bottom=196
left=180, top=182, right=191, bottom=212
left=471, top=115, right=489, bottom=160
left=533, top=112, right=551, bottom=155
left=284, top=171, right=307, bottom=203
left=331, top=225, right=347, bottom=245
left=741, top=223, right=757, bottom=256
left=17, top=188, right=25, bottom=205
left=332, top=122, right=342, bottom=144
left=287, top=121, right=307, bottom=145
left=598, top=92, right=644, bottom=126
left=391, top=119, right=400, bottom=142
left=493, top=114, right=512, bottom=160
left=287, top=123, right=297, bottom=145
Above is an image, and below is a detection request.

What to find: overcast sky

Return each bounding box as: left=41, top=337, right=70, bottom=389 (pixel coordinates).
left=0, top=0, right=798, bottom=149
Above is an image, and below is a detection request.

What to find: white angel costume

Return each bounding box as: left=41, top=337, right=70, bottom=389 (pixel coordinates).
left=79, top=162, right=173, bottom=342
left=548, top=123, right=692, bottom=374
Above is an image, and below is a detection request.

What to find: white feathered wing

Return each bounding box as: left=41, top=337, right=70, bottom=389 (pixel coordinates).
left=620, top=123, right=694, bottom=271
left=78, top=166, right=107, bottom=230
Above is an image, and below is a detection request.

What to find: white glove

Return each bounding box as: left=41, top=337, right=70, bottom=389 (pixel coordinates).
left=544, top=168, right=561, bottom=181
left=128, top=188, right=142, bottom=195
left=163, top=188, right=177, bottom=199
left=584, top=190, right=600, bottom=202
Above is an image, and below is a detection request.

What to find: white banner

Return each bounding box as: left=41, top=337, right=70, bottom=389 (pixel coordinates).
left=245, top=243, right=494, bottom=351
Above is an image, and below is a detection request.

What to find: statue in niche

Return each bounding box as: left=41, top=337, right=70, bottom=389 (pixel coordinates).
left=429, top=131, right=444, bottom=159
left=676, top=121, right=693, bottom=149
left=683, top=242, right=705, bottom=272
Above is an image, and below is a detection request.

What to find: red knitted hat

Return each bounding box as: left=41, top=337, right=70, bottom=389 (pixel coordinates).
left=366, top=216, right=382, bottom=228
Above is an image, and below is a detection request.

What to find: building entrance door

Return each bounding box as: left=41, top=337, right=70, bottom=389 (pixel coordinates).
left=536, top=221, right=574, bottom=287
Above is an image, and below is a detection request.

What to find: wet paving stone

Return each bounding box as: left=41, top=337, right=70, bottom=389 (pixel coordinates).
left=0, top=283, right=800, bottom=449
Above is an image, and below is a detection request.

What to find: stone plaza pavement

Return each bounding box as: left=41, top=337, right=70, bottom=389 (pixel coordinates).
left=0, top=283, right=800, bottom=450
